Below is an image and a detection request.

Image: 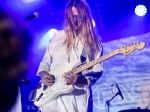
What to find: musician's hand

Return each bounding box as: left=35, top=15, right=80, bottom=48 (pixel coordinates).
left=64, top=72, right=78, bottom=85
left=39, top=71, right=55, bottom=86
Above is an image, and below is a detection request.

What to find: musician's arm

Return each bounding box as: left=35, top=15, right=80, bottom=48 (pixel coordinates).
left=36, top=32, right=57, bottom=76
left=36, top=44, right=52, bottom=76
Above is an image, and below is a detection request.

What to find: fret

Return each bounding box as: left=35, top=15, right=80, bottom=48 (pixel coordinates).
left=111, top=51, right=114, bottom=56
left=92, top=60, right=95, bottom=66
left=103, top=55, right=106, bottom=60
left=80, top=65, right=84, bottom=71
left=105, top=54, right=107, bottom=59
left=106, top=53, right=110, bottom=59
left=105, top=54, right=109, bottom=59
left=86, top=62, right=91, bottom=68
left=113, top=50, right=116, bottom=55
left=82, top=64, right=86, bottom=70
left=112, top=51, right=116, bottom=55
left=113, top=50, right=117, bottom=55
left=95, top=58, right=99, bottom=63
left=108, top=53, right=110, bottom=58
left=72, top=69, right=75, bottom=74
left=98, top=57, right=102, bottom=63
left=109, top=52, right=112, bottom=57
left=74, top=69, right=78, bottom=74
left=110, top=52, right=113, bottom=56
left=88, top=62, right=91, bottom=67
left=89, top=62, right=92, bottom=67
left=116, top=49, right=119, bottom=54
left=79, top=66, right=82, bottom=71
left=101, top=56, right=104, bottom=61
left=77, top=67, right=80, bottom=73
left=116, top=50, right=118, bottom=54
left=84, top=63, right=87, bottom=69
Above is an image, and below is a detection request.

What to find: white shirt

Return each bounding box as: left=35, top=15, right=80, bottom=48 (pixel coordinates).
left=37, top=30, right=103, bottom=112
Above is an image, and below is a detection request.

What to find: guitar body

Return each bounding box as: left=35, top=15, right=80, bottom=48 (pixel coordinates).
left=33, top=59, right=82, bottom=108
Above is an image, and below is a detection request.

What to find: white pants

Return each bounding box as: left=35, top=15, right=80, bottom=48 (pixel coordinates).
left=40, top=86, right=89, bottom=112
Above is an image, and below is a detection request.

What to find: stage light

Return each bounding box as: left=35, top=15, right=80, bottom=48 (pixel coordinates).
left=38, top=29, right=57, bottom=50
left=48, top=29, right=57, bottom=38
left=22, top=0, right=37, bottom=4
left=135, top=5, right=147, bottom=17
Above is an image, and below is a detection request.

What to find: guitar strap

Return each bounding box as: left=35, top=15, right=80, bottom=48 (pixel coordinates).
left=77, top=44, right=89, bottom=83
left=78, top=44, right=93, bottom=112
left=80, top=44, right=88, bottom=63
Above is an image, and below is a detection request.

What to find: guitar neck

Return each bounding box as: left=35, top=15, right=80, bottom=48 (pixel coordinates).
left=72, top=49, right=120, bottom=74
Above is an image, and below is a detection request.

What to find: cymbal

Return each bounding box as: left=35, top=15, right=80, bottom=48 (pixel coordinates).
left=119, top=109, right=150, bottom=112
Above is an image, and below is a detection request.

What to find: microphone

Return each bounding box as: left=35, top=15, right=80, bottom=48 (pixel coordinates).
left=20, top=79, right=31, bottom=85
left=116, top=83, right=124, bottom=100
left=25, top=12, right=39, bottom=20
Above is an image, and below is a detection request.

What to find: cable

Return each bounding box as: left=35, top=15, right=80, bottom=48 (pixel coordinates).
left=105, top=82, right=116, bottom=112
left=105, top=101, right=108, bottom=112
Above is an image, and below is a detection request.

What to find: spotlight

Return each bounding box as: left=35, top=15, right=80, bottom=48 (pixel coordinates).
left=22, top=0, right=37, bottom=4
left=135, top=5, right=147, bottom=17
left=22, top=0, right=38, bottom=4
left=38, top=29, right=57, bottom=50
left=48, top=29, right=57, bottom=38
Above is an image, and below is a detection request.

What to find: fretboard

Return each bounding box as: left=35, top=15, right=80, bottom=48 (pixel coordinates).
left=72, top=49, right=120, bottom=74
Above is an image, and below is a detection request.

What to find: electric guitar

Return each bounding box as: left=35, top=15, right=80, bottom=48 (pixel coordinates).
left=30, top=41, right=145, bottom=108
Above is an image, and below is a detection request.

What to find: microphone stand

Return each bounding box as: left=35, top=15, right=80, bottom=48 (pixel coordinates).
left=145, top=101, right=150, bottom=110
left=106, top=92, right=120, bottom=112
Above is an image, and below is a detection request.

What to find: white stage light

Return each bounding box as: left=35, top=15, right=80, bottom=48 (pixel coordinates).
left=38, top=29, right=57, bottom=50
left=135, top=5, right=147, bottom=17
left=22, top=0, right=37, bottom=4
left=48, top=29, right=57, bottom=38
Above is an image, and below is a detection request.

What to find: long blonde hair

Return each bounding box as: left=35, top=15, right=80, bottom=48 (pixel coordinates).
left=64, top=0, right=102, bottom=58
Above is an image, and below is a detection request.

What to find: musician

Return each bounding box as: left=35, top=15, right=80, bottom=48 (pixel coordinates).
left=37, top=0, right=103, bottom=111
left=0, top=7, right=31, bottom=111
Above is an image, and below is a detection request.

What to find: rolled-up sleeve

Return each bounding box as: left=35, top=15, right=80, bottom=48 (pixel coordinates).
left=36, top=44, right=52, bottom=76
left=82, top=44, right=103, bottom=85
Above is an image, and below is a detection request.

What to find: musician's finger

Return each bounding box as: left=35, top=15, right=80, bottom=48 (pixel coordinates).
left=70, top=72, right=74, bottom=76
left=45, top=74, right=51, bottom=78
left=42, top=75, right=49, bottom=80
left=47, top=75, right=55, bottom=80
left=45, top=78, right=55, bottom=83
left=64, top=77, right=71, bottom=84
left=64, top=72, right=68, bottom=77
left=64, top=73, right=70, bottom=78
left=41, top=80, right=50, bottom=86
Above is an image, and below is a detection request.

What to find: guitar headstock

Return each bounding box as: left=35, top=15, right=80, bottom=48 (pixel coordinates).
left=118, top=41, right=146, bottom=56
